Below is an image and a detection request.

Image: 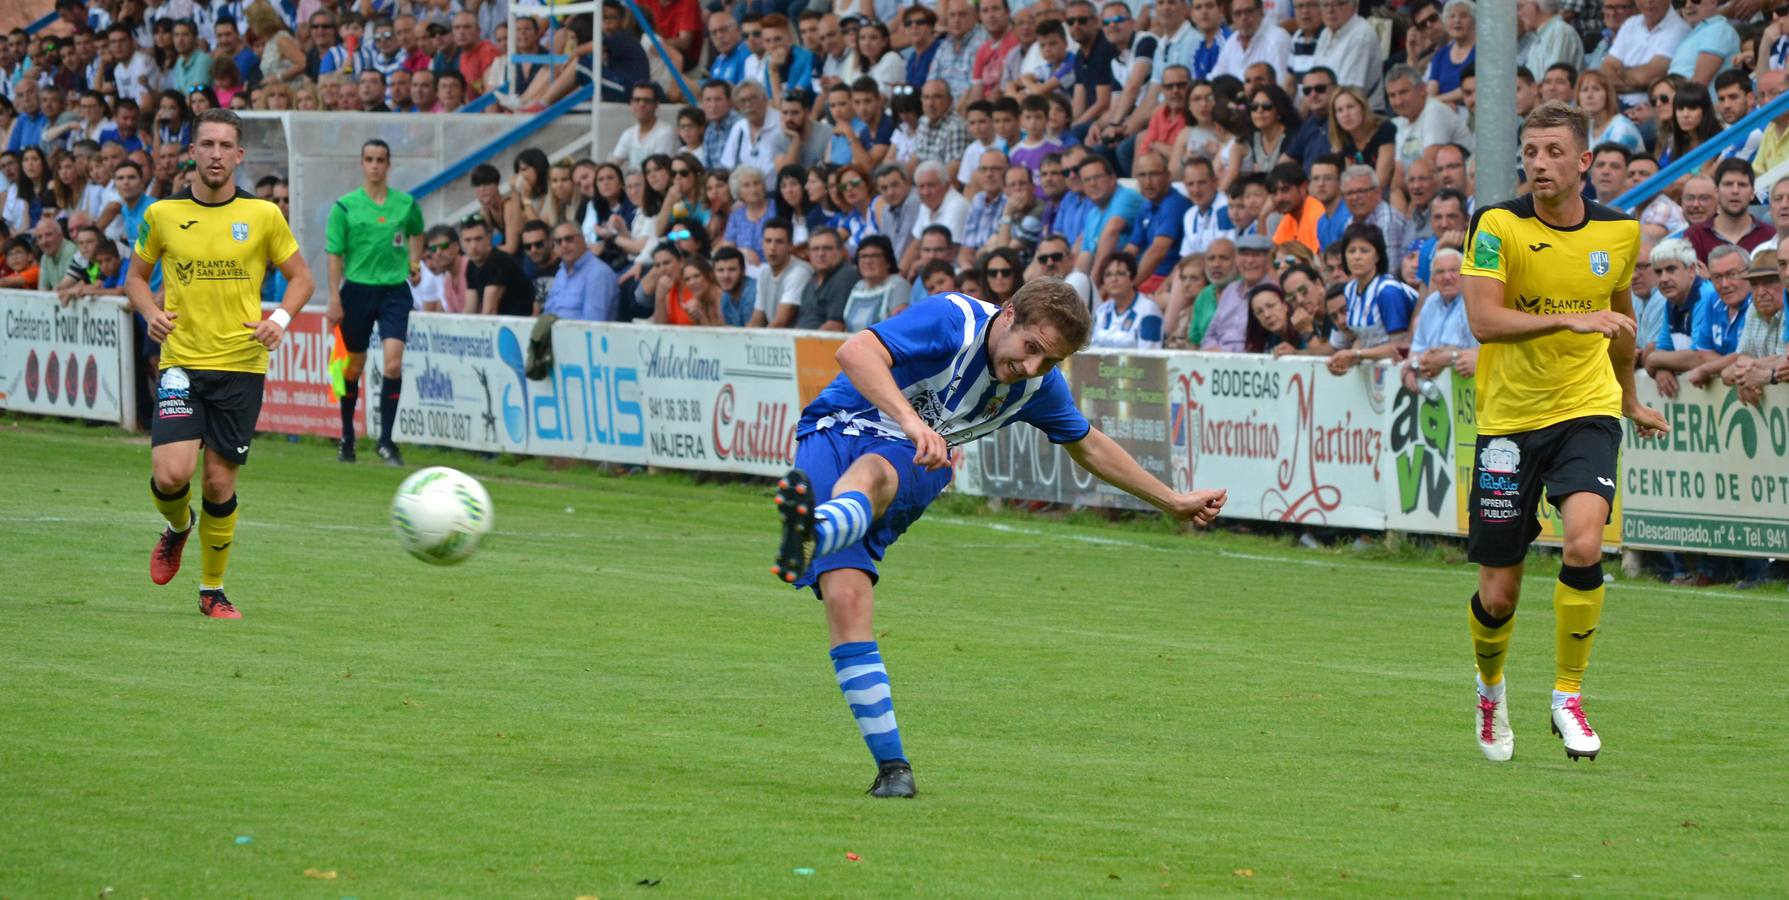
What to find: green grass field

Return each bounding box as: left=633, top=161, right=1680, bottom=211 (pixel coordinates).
left=2, top=416, right=1786, bottom=898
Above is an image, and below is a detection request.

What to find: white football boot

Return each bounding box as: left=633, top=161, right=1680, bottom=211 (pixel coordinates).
left=1550, top=695, right=1601, bottom=761
left=1476, top=678, right=1514, bottom=762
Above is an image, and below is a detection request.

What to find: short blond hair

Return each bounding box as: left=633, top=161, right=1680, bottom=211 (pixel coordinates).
left=1009, top=277, right=1092, bottom=350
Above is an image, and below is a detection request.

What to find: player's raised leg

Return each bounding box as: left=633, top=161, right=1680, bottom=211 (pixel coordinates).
left=773, top=452, right=896, bottom=584
left=1550, top=491, right=1609, bottom=760
left=149, top=439, right=201, bottom=585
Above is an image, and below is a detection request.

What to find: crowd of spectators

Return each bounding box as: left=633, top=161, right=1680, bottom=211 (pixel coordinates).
left=4, top=0, right=1786, bottom=585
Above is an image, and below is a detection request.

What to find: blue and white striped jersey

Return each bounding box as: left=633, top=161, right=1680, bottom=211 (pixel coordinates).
left=798, top=294, right=1091, bottom=448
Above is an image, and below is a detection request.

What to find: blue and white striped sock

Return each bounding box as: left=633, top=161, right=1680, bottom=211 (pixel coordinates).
left=813, top=490, right=872, bottom=558
left=830, top=640, right=906, bottom=764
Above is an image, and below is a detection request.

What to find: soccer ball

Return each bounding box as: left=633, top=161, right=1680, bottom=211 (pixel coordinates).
left=390, top=467, right=493, bottom=565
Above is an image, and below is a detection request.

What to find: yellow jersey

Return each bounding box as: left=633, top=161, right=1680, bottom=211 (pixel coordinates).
left=1460, top=196, right=1638, bottom=436
left=135, top=188, right=299, bottom=374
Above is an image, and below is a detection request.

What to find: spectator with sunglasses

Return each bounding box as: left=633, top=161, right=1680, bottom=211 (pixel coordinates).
left=1280, top=65, right=1337, bottom=170
left=544, top=221, right=621, bottom=322
left=1025, top=233, right=1096, bottom=305
left=517, top=219, right=558, bottom=302
left=901, top=7, right=943, bottom=91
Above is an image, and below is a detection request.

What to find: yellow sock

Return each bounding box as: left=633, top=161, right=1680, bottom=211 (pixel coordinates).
left=1554, top=563, right=1605, bottom=694
left=1469, top=592, right=1515, bottom=687
left=199, top=494, right=239, bottom=590
left=151, top=477, right=192, bottom=531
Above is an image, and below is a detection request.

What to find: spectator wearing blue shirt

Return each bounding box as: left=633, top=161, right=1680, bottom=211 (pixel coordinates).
left=5, top=80, right=48, bottom=153
left=1692, top=245, right=1751, bottom=357
left=1400, top=246, right=1478, bottom=395
left=760, top=16, right=815, bottom=103
left=1311, top=155, right=1352, bottom=250
left=1645, top=240, right=1739, bottom=397
left=1411, top=189, right=1468, bottom=285
left=902, top=7, right=942, bottom=89
left=543, top=223, right=620, bottom=321
left=707, top=11, right=752, bottom=85
left=97, top=98, right=147, bottom=155
left=1669, top=0, right=1739, bottom=83
left=212, top=19, right=259, bottom=87
left=1121, top=149, right=1191, bottom=293
left=1073, top=155, right=1145, bottom=277
left=104, top=160, right=155, bottom=249
left=713, top=247, right=758, bottom=327
left=1327, top=222, right=1416, bottom=376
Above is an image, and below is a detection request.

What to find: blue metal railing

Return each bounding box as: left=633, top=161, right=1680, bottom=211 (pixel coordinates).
left=1614, top=88, right=1789, bottom=213
left=406, top=84, right=593, bottom=200
left=25, top=12, right=56, bottom=33
left=617, top=0, right=699, bottom=107
left=407, top=0, right=698, bottom=198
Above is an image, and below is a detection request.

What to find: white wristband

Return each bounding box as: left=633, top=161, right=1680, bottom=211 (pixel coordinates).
left=269, top=308, right=292, bottom=329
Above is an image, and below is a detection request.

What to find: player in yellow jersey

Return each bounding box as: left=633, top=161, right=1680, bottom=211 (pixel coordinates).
left=1459, top=101, right=1670, bottom=762
left=129, top=109, right=316, bottom=619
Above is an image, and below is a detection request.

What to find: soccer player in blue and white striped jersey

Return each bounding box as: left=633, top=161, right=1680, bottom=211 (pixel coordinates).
left=772, top=278, right=1229, bottom=798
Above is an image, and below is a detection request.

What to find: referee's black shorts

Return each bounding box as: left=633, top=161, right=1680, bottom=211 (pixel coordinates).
left=339, top=280, right=414, bottom=352
left=150, top=366, right=265, bottom=466
left=1466, top=415, right=1621, bottom=568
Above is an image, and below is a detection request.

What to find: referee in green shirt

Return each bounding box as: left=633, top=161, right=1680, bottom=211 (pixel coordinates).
left=326, top=138, right=425, bottom=465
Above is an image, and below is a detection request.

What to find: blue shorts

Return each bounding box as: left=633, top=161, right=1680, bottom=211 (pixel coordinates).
left=340, top=280, right=413, bottom=352
left=794, top=428, right=955, bottom=595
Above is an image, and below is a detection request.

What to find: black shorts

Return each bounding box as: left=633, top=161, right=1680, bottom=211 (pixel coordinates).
left=1467, top=415, right=1621, bottom=568
left=150, top=367, right=265, bottom=466
left=340, top=280, right=413, bottom=352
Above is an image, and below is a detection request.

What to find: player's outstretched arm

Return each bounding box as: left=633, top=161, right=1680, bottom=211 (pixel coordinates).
left=1463, top=274, right=1636, bottom=344
left=835, top=331, right=950, bottom=469
left=1065, top=427, right=1226, bottom=526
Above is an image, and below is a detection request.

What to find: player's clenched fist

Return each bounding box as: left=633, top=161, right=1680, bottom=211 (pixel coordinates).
left=1169, top=488, right=1227, bottom=526
left=244, top=317, right=286, bottom=350
left=145, top=309, right=178, bottom=342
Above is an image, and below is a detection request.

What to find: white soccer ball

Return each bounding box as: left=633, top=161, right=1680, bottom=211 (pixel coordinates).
left=390, top=466, right=493, bottom=565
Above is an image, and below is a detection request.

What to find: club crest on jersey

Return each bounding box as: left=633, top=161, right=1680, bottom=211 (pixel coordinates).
left=231, top=222, right=249, bottom=242
left=1588, top=250, right=1610, bottom=277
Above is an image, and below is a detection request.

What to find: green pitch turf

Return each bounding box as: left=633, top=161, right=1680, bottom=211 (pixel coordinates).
left=2, top=417, right=1786, bottom=897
